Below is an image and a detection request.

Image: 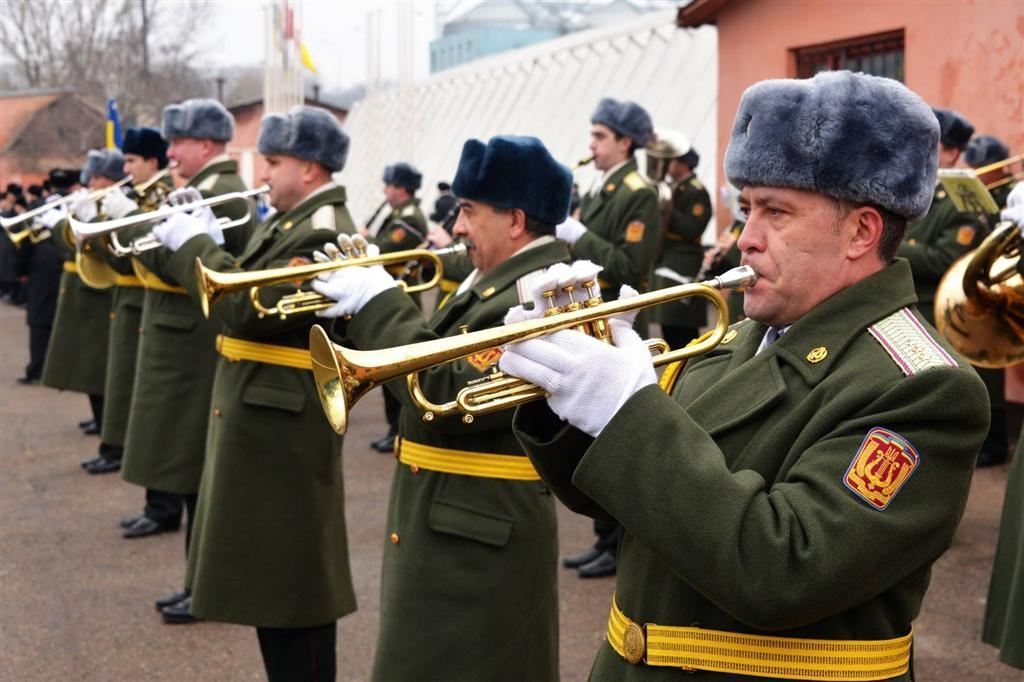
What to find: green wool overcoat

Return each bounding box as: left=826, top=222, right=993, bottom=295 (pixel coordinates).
left=982, top=435, right=1024, bottom=669
left=653, top=175, right=713, bottom=328
left=41, top=219, right=111, bottom=395
left=338, top=239, right=570, bottom=681
left=121, top=162, right=249, bottom=494
left=575, top=158, right=660, bottom=299
left=166, top=184, right=357, bottom=628
left=897, top=184, right=986, bottom=326
left=515, top=259, right=989, bottom=681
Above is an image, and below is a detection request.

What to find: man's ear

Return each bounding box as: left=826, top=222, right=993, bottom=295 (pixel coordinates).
left=846, top=205, right=884, bottom=261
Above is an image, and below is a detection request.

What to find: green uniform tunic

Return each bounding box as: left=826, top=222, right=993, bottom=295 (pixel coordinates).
left=164, top=183, right=357, bottom=628
left=896, top=184, right=986, bottom=326
left=99, top=176, right=175, bottom=447
left=575, top=159, right=661, bottom=298
left=982, top=436, right=1024, bottom=669
left=653, top=175, right=713, bottom=329
left=340, top=239, right=569, bottom=681
left=374, top=198, right=428, bottom=300
left=41, top=219, right=111, bottom=395
left=515, top=259, right=989, bottom=681
left=121, top=160, right=250, bottom=495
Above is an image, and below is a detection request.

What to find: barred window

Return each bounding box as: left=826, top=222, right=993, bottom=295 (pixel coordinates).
left=794, top=30, right=904, bottom=81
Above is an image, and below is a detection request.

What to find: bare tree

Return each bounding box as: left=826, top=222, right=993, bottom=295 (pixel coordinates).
left=0, top=0, right=213, bottom=124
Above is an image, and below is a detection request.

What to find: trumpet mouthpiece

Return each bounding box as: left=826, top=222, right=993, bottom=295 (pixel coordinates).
left=708, top=265, right=757, bottom=291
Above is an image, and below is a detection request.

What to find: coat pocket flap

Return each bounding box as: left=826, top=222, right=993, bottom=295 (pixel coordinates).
left=241, top=383, right=305, bottom=413
left=428, top=500, right=512, bottom=548
left=152, top=311, right=197, bottom=332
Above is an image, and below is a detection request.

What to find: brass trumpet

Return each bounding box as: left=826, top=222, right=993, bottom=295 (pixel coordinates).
left=0, top=176, right=134, bottom=230
left=572, top=155, right=595, bottom=170
left=308, top=265, right=756, bottom=434
left=70, top=185, right=267, bottom=256
left=196, top=243, right=468, bottom=320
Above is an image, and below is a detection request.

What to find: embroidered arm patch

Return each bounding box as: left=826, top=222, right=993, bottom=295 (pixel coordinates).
left=844, top=427, right=919, bottom=510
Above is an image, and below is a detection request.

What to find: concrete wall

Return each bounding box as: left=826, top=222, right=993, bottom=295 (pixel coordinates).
left=712, top=0, right=1024, bottom=225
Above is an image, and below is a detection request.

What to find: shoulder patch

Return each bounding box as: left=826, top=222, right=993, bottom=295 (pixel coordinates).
left=692, top=203, right=706, bottom=217
left=311, top=205, right=337, bottom=232
left=467, top=348, right=502, bottom=372
left=401, top=205, right=416, bottom=217
left=623, top=171, right=646, bottom=191
left=390, top=227, right=407, bottom=243
left=867, top=308, right=957, bottom=376
left=625, top=220, right=645, bottom=243
left=956, top=226, right=976, bottom=246
left=844, top=427, right=920, bottom=510
left=195, top=173, right=220, bottom=192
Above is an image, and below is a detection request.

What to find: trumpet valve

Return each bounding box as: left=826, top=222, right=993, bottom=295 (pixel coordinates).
left=541, top=289, right=562, bottom=317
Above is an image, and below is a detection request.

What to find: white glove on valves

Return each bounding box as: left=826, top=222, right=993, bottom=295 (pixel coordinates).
left=311, top=236, right=398, bottom=318
left=499, top=260, right=653, bottom=437
left=100, top=188, right=139, bottom=220
left=70, top=189, right=97, bottom=222
left=1000, top=183, right=1024, bottom=226
left=152, top=210, right=215, bottom=251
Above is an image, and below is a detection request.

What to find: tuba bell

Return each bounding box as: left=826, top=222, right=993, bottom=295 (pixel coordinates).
left=934, top=220, right=1024, bottom=368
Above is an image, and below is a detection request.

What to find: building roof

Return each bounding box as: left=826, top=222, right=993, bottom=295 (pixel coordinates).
left=0, top=89, right=104, bottom=153
left=675, top=0, right=731, bottom=27
left=227, top=96, right=348, bottom=117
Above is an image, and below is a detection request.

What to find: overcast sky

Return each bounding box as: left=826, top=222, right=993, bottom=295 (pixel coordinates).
left=196, top=0, right=439, bottom=91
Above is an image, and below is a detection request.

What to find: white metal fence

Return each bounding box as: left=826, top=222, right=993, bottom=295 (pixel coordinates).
left=336, top=8, right=718, bottom=239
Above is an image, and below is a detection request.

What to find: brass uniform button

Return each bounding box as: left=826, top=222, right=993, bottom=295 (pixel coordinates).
left=109, top=312, right=116, bottom=320
left=138, top=327, right=144, bottom=334
left=806, top=346, right=828, bottom=363
left=390, top=532, right=400, bottom=545
left=213, top=408, right=222, bottom=417
left=623, top=621, right=646, bottom=664
left=410, top=464, right=420, bottom=475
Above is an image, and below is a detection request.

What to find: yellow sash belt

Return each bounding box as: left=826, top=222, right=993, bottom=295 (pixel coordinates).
left=397, top=438, right=540, bottom=481
left=216, top=334, right=312, bottom=370
left=607, top=597, right=911, bottom=680
left=63, top=261, right=78, bottom=273
left=113, top=274, right=144, bottom=287
left=131, top=258, right=188, bottom=295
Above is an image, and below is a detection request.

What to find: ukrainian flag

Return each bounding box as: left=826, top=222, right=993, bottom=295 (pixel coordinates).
left=106, top=99, right=123, bottom=149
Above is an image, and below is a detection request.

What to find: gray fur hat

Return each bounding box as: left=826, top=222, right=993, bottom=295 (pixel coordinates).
left=964, top=134, right=1008, bottom=168
left=591, top=97, right=654, bottom=147
left=162, top=98, right=234, bottom=142
left=383, top=162, right=422, bottom=192
left=257, top=106, right=349, bottom=172
left=724, top=71, right=939, bottom=221
left=81, top=149, right=127, bottom=184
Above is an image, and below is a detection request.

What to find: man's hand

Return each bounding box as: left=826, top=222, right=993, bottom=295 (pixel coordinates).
left=1000, top=183, right=1024, bottom=226
left=100, top=188, right=139, bottom=220
left=70, top=189, right=97, bottom=222
left=152, top=211, right=214, bottom=251
left=311, top=236, right=398, bottom=318
left=555, top=216, right=588, bottom=246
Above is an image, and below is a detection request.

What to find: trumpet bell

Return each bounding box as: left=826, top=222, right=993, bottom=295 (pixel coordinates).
left=935, top=221, right=1024, bottom=368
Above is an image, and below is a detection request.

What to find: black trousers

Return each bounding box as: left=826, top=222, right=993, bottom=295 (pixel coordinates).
left=25, top=325, right=51, bottom=380
left=145, top=488, right=183, bottom=528
left=257, top=622, right=337, bottom=682
left=594, top=519, right=619, bottom=556
left=182, top=493, right=198, bottom=556
left=87, top=394, right=104, bottom=430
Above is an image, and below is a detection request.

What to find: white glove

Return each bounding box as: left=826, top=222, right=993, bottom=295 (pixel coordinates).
left=1000, top=183, right=1024, bottom=226
left=555, top=216, right=588, bottom=245
left=100, top=188, right=138, bottom=220
left=70, top=189, right=97, bottom=222
left=311, top=239, right=397, bottom=318
left=168, top=187, right=203, bottom=207
left=500, top=260, right=651, bottom=437
left=152, top=210, right=212, bottom=251
left=38, top=206, right=67, bottom=229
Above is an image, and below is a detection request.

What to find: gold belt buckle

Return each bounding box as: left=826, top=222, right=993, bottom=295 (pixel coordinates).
left=622, top=620, right=646, bottom=665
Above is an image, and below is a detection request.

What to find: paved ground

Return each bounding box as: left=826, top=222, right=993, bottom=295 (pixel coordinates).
left=0, top=299, right=1020, bottom=681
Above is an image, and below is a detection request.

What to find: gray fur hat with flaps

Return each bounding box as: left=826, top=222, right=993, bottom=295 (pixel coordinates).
left=383, top=163, right=422, bottom=192
left=162, top=98, right=234, bottom=142
left=932, top=108, right=974, bottom=151
left=258, top=106, right=349, bottom=172
left=591, top=97, right=654, bottom=147
left=81, top=149, right=127, bottom=184
left=724, top=71, right=939, bottom=221
left=964, top=134, right=1008, bottom=168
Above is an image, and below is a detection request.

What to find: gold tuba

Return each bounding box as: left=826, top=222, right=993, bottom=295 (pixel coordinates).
left=935, top=220, right=1024, bottom=368
left=308, top=266, right=756, bottom=434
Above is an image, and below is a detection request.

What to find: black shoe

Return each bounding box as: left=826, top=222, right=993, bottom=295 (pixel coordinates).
left=161, top=596, right=198, bottom=624
left=86, top=457, right=121, bottom=474
left=371, top=433, right=396, bottom=453
left=82, top=424, right=100, bottom=436
left=78, top=418, right=96, bottom=430
left=563, top=546, right=603, bottom=569
left=155, top=589, right=190, bottom=611
left=80, top=456, right=104, bottom=470
left=122, top=516, right=178, bottom=539
left=578, top=550, right=616, bottom=579
left=120, top=513, right=147, bottom=529
left=15, top=376, right=40, bottom=385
